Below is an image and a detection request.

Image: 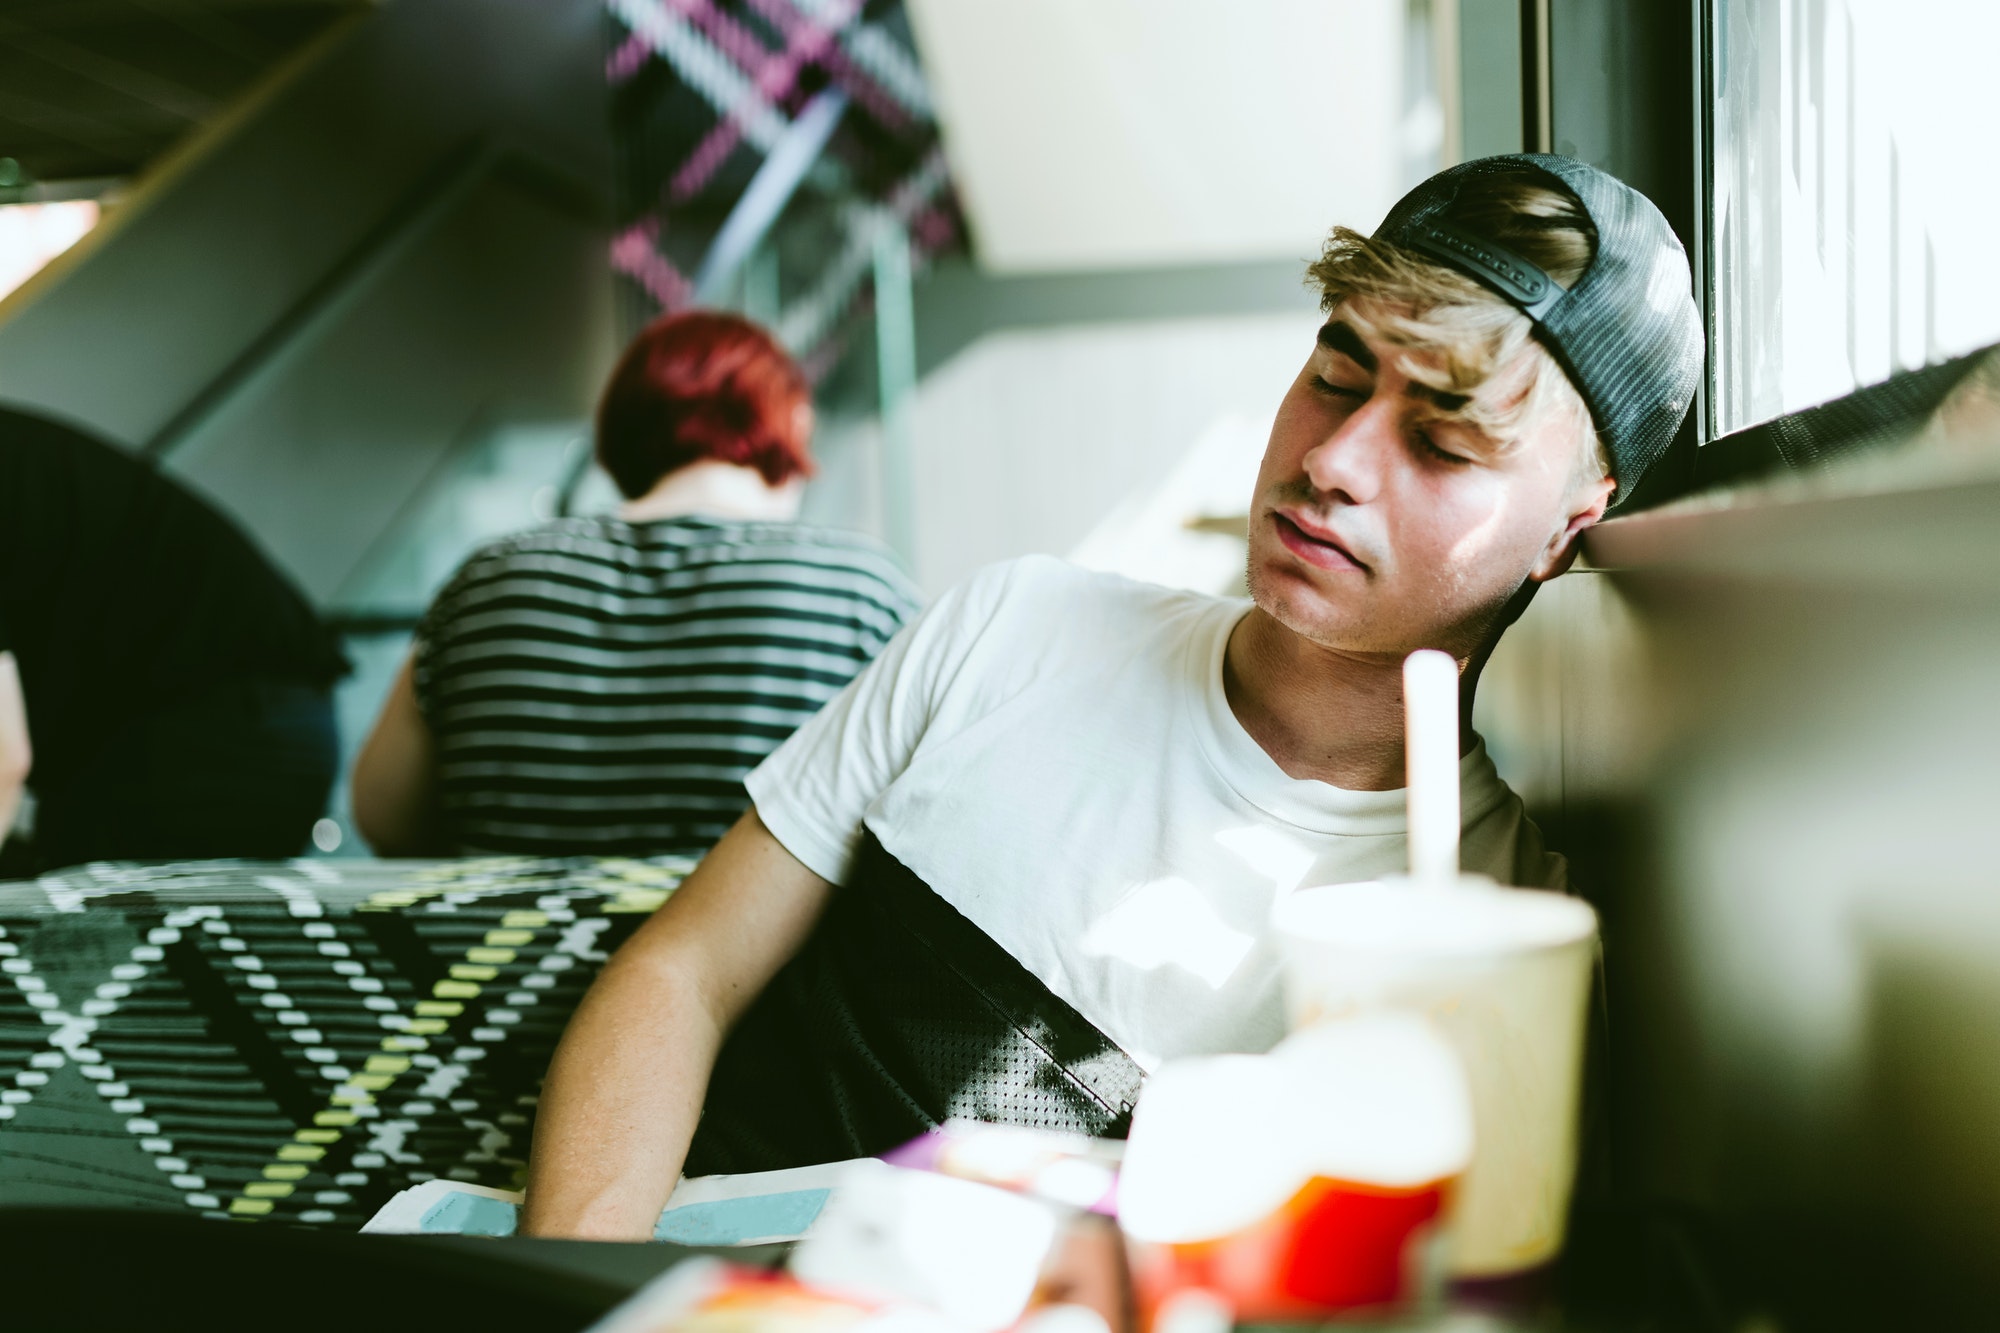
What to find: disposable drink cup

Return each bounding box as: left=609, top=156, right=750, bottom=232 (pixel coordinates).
left=1271, top=875, right=1597, bottom=1279
left=1120, top=1015, right=1473, bottom=1320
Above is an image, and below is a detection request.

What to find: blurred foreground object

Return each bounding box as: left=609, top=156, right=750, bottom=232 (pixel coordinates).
left=1275, top=879, right=1596, bottom=1279
left=365, top=1161, right=852, bottom=1245
left=1119, top=1015, right=1472, bottom=1321
left=882, top=1120, right=1120, bottom=1214
left=589, top=1258, right=903, bottom=1333
left=0, top=406, right=344, bottom=876
left=1266, top=653, right=1599, bottom=1279
left=794, top=1160, right=1061, bottom=1330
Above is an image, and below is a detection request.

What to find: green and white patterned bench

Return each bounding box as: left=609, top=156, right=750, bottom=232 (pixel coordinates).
left=0, top=856, right=686, bottom=1228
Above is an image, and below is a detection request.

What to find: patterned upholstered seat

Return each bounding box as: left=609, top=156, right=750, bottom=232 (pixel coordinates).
left=1, top=846, right=1147, bottom=1231
left=0, top=857, right=681, bottom=1228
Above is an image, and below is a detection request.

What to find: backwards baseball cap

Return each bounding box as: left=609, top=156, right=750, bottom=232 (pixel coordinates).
left=1373, top=153, right=1703, bottom=505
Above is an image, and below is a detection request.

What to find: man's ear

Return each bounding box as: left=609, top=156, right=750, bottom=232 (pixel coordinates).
left=1529, top=471, right=1615, bottom=583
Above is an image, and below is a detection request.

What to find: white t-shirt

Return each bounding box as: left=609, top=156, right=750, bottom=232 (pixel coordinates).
left=746, top=555, right=1562, bottom=1069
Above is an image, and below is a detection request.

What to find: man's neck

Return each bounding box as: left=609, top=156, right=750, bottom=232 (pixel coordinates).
left=1222, top=607, right=1475, bottom=792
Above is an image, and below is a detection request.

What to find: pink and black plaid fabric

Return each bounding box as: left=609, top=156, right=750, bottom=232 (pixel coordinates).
left=603, top=0, right=963, bottom=378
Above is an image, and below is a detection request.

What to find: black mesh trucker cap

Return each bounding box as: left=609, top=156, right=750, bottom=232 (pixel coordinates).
left=1373, top=153, right=1703, bottom=504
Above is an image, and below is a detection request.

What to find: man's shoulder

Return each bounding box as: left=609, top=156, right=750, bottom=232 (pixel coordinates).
left=926, top=556, right=1238, bottom=680
left=961, top=554, right=1231, bottom=623
left=1459, top=740, right=1570, bottom=892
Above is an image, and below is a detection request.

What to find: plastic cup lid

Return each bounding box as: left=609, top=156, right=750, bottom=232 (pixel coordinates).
left=1272, top=875, right=1596, bottom=958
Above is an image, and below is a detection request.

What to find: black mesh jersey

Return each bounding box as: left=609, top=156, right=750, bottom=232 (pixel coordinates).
left=686, top=830, right=1145, bottom=1175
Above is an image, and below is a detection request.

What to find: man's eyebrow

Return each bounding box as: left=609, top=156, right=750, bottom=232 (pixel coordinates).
left=1318, top=320, right=1472, bottom=414
left=1316, top=320, right=1376, bottom=372
left=1409, top=383, right=1471, bottom=413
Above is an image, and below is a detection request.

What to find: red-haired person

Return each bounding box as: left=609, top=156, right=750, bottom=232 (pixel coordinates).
left=351, top=312, right=919, bottom=857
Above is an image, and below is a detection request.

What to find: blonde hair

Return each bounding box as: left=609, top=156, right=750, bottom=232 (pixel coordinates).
left=1308, top=175, right=1609, bottom=482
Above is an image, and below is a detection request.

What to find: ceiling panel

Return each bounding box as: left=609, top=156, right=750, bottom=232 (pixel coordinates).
left=904, top=0, right=1408, bottom=273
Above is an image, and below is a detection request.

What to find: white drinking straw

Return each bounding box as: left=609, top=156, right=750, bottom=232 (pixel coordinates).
left=1403, top=649, right=1460, bottom=883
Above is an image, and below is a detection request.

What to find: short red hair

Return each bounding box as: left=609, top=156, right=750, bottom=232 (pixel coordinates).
left=595, top=310, right=816, bottom=499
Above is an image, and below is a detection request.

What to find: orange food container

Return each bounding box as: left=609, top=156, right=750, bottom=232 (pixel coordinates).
left=1118, top=1015, right=1472, bottom=1324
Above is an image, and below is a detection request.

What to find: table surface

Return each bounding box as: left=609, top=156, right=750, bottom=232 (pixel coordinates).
left=0, top=858, right=1748, bottom=1332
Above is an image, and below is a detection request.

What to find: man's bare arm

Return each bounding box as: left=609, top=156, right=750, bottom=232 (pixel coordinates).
left=0, top=652, right=31, bottom=849
left=519, top=807, right=833, bottom=1239
left=350, top=654, right=446, bottom=855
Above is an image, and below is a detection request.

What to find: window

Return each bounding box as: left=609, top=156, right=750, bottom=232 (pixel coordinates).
left=0, top=198, right=98, bottom=304
left=1709, top=0, right=2000, bottom=435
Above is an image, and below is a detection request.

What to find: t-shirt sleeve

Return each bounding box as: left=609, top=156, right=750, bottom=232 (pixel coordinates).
left=1527, top=845, right=1569, bottom=893
left=745, top=559, right=1016, bottom=883
left=1500, top=802, right=1568, bottom=891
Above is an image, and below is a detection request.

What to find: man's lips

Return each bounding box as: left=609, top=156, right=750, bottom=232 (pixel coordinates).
left=1273, top=511, right=1367, bottom=572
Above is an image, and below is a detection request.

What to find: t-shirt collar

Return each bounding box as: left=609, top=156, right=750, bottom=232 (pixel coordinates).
left=1187, top=602, right=1508, bottom=836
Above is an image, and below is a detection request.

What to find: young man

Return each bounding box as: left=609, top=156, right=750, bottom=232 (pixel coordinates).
left=520, top=154, right=1703, bottom=1240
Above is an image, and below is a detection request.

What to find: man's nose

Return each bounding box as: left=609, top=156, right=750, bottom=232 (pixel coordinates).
left=1301, top=397, right=1397, bottom=504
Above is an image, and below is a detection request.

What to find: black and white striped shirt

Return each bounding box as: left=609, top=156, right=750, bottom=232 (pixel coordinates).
left=412, top=515, right=920, bottom=857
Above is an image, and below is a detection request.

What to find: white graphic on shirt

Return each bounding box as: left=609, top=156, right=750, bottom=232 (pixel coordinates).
left=1080, top=878, right=1255, bottom=991
left=1211, top=825, right=1316, bottom=896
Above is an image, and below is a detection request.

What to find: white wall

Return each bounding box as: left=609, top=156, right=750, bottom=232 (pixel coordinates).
left=808, top=310, right=1323, bottom=599
left=906, top=0, right=1406, bottom=272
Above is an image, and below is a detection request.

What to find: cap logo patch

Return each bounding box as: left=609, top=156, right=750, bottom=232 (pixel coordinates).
left=1403, top=220, right=1562, bottom=320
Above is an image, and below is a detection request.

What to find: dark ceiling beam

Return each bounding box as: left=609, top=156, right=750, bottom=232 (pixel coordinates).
left=0, top=0, right=363, bottom=24
left=0, top=81, right=137, bottom=158
left=130, top=0, right=282, bottom=67
left=7, top=32, right=221, bottom=124
left=0, top=0, right=365, bottom=180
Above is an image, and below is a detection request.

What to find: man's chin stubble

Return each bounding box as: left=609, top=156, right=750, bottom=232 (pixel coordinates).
left=1246, top=556, right=1381, bottom=654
